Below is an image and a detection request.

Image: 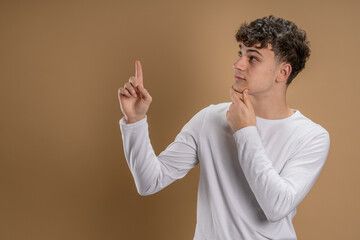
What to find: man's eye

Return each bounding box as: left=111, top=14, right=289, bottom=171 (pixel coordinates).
left=238, top=51, right=242, bottom=57
left=250, top=56, right=258, bottom=62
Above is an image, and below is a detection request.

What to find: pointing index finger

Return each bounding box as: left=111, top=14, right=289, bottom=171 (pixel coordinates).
left=135, top=60, right=143, bottom=86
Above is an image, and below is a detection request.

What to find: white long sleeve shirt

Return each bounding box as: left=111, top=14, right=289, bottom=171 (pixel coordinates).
left=119, top=102, right=330, bottom=240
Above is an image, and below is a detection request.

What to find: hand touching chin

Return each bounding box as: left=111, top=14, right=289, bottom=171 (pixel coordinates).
left=231, top=84, right=245, bottom=94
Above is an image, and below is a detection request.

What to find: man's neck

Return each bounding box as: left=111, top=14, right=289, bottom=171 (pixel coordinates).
left=249, top=90, right=294, bottom=120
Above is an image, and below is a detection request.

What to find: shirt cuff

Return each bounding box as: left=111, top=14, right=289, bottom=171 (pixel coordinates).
left=233, top=125, right=259, bottom=143
left=119, top=115, right=148, bottom=129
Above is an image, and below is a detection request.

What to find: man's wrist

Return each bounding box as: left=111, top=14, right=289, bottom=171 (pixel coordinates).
left=125, top=115, right=146, bottom=124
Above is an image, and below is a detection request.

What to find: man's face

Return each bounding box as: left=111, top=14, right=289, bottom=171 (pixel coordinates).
left=232, top=42, right=281, bottom=96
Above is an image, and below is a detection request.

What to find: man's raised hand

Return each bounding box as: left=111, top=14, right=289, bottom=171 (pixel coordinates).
left=118, top=60, right=152, bottom=124
left=226, top=87, right=256, bottom=132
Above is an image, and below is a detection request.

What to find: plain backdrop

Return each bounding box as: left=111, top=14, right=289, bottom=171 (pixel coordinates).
left=1, top=0, right=359, bottom=239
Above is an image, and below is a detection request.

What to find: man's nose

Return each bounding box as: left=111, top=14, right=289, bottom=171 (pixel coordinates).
left=233, top=58, right=247, bottom=71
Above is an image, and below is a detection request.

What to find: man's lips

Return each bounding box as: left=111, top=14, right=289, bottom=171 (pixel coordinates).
left=235, top=75, right=246, bottom=81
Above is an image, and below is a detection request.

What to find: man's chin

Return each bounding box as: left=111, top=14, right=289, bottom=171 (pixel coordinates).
left=232, top=85, right=243, bottom=94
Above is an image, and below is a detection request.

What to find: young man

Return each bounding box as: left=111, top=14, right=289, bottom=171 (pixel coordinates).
left=117, top=15, right=330, bottom=240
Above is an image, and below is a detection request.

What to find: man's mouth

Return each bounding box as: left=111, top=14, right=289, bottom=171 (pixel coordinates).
left=235, top=75, right=246, bottom=81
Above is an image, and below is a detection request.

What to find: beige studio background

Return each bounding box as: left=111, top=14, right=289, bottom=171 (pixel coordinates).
left=0, top=0, right=359, bottom=239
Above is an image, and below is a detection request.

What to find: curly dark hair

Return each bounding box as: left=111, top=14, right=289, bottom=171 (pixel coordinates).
left=235, top=15, right=310, bottom=85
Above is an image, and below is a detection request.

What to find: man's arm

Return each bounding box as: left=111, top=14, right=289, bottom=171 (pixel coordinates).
left=119, top=106, right=209, bottom=196
left=233, top=125, right=330, bottom=222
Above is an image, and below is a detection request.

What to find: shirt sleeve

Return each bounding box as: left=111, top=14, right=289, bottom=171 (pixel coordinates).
left=233, top=125, right=330, bottom=222
left=119, top=106, right=209, bottom=196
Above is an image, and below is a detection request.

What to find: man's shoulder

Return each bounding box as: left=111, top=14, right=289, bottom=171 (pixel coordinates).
left=192, top=102, right=232, bottom=129
left=193, top=102, right=231, bottom=117
left=201, top=102, right=231, bottom=113
left=290, top=110, right=330, bottom=139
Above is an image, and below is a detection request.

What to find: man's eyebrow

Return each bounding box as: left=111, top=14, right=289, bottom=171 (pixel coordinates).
left=239, top=44, right=264, bottom=57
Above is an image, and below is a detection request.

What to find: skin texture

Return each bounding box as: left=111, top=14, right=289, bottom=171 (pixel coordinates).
left=227, top=42, right=294, bottom=132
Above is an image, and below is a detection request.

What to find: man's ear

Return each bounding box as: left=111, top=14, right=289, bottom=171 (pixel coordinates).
left=276, top=63, right=292, bottom=83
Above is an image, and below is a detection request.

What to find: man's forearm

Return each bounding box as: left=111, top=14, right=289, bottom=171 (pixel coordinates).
left=124, top=115, right=146, bottom=124
left=120, top=115, right=160, bottom=196
left=233, top=126, right=329, bottom=222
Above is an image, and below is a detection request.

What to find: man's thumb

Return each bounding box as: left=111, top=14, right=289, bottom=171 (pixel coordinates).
left=137, top=85, right=152, bottom=102
left=243, top=89, right=253, bottom=108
